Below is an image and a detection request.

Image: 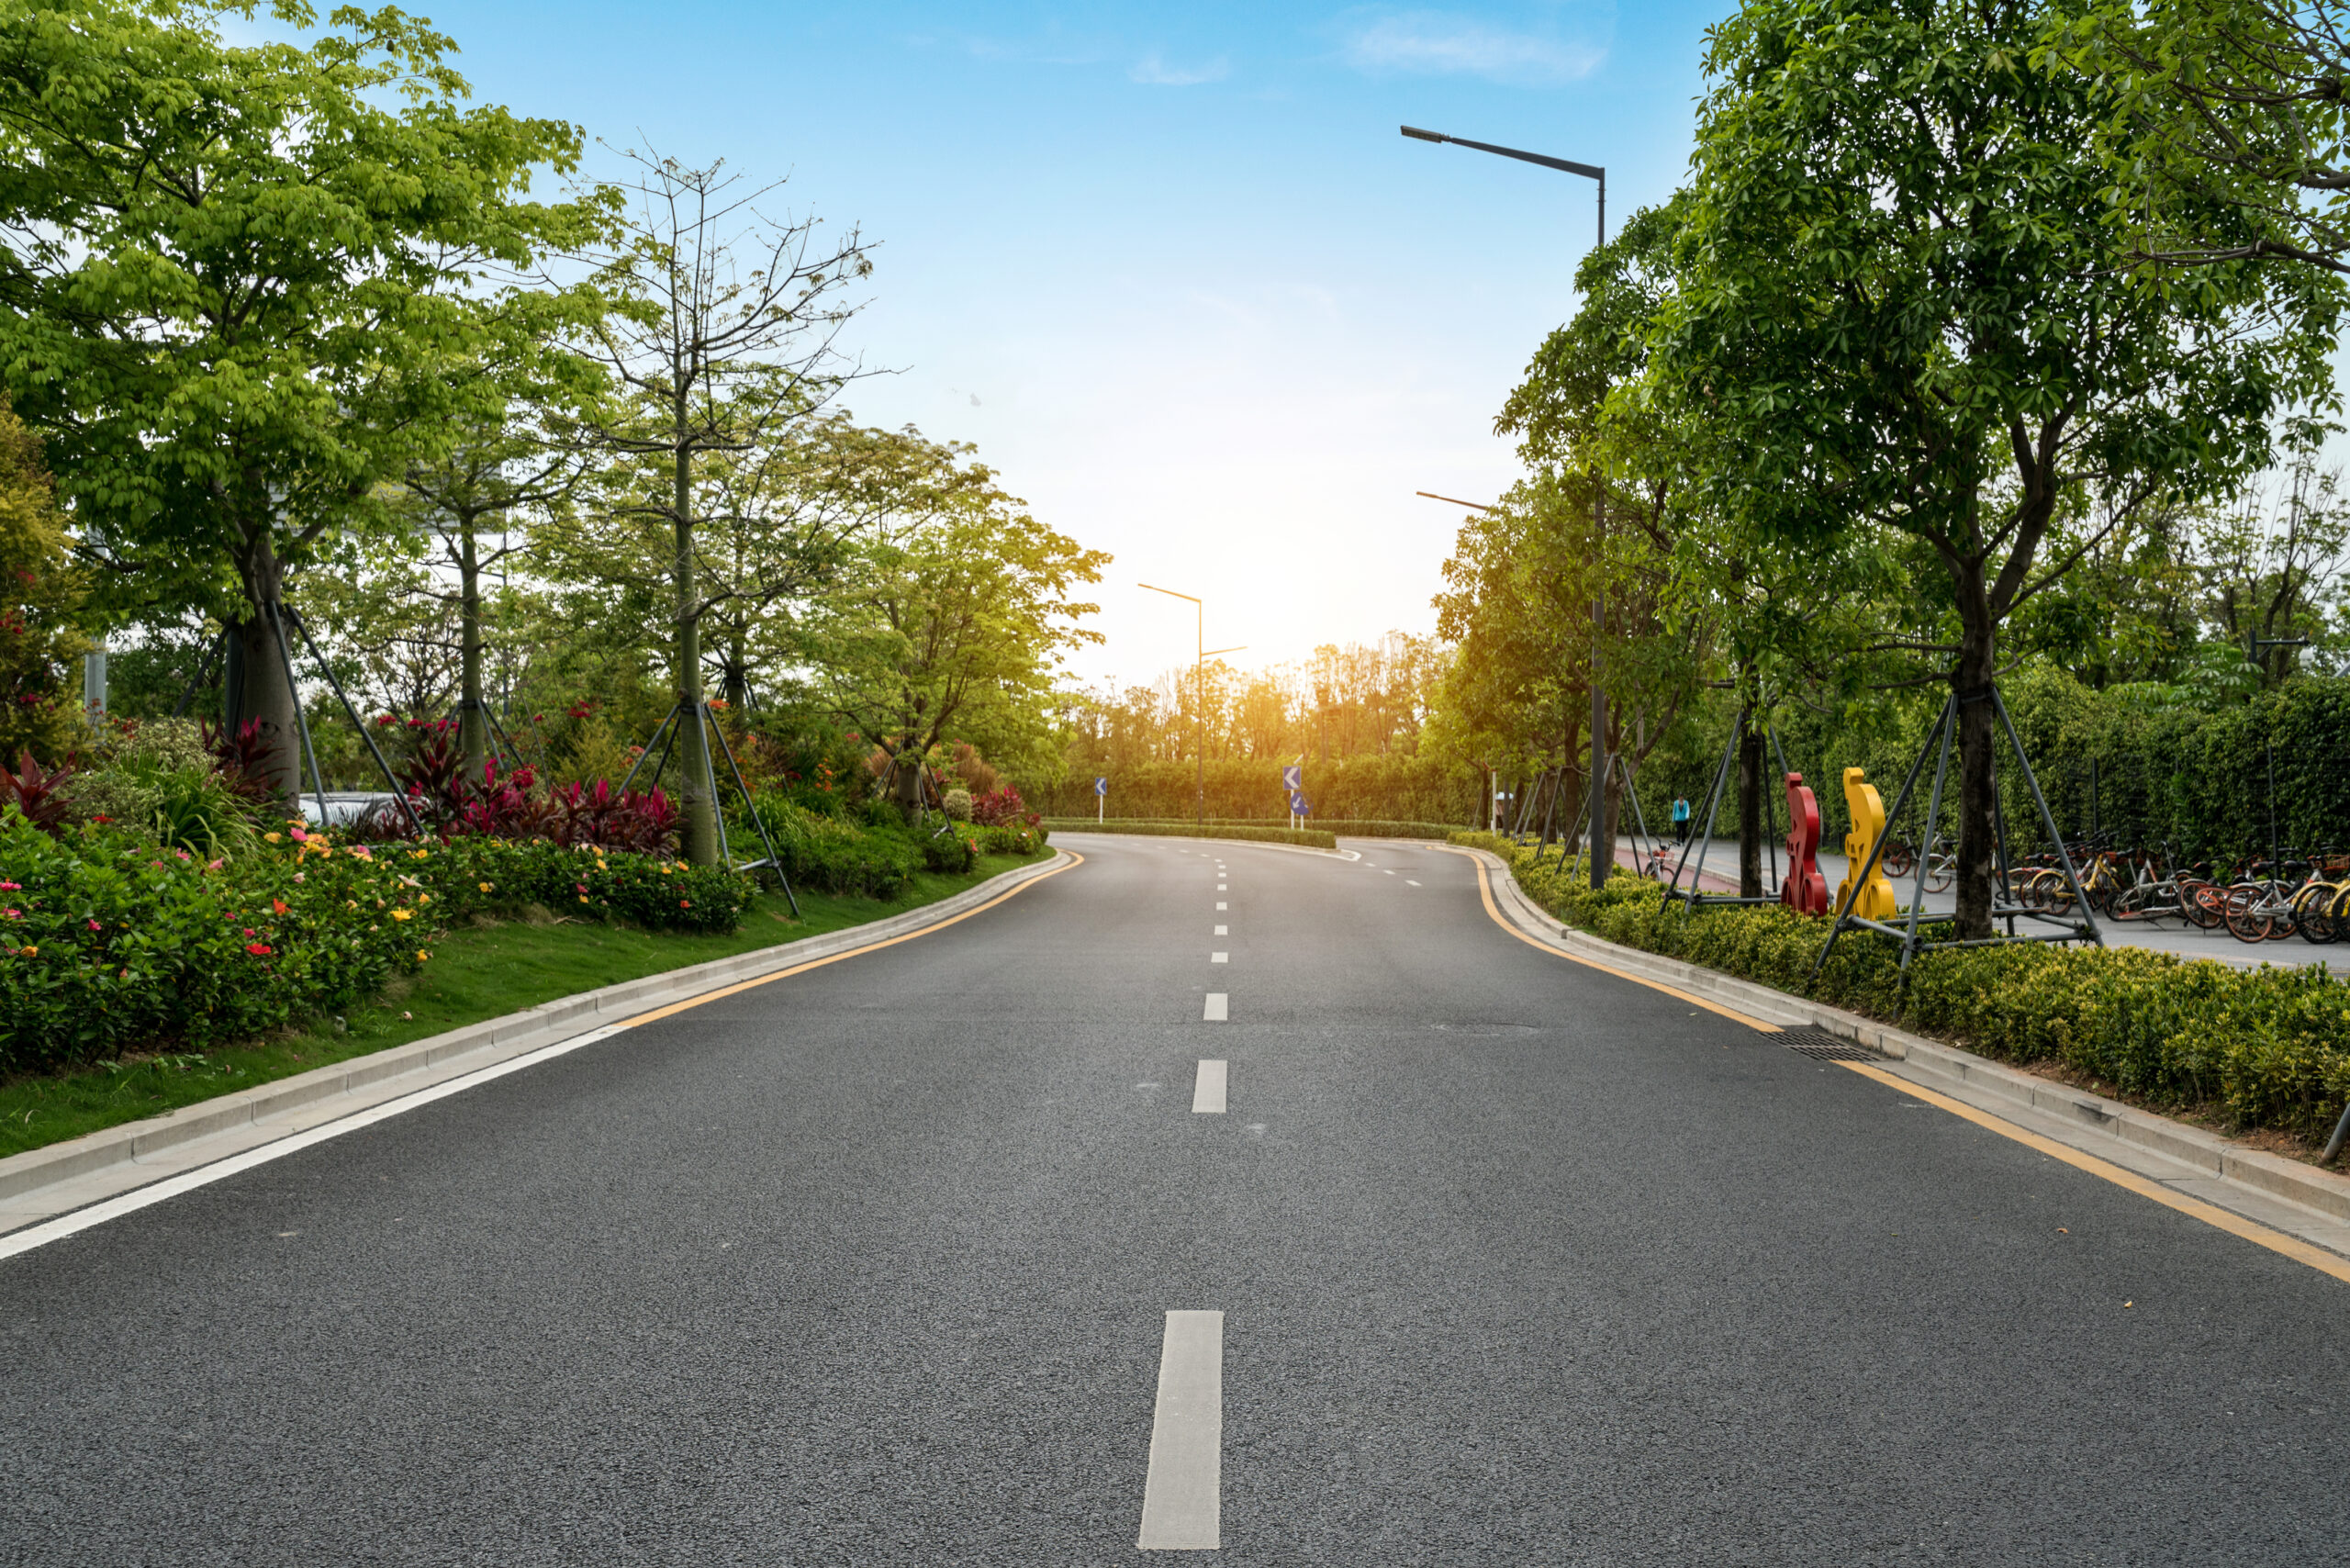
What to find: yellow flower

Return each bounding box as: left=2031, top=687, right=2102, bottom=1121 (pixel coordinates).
left=418, top=892, right=431, bottom=905
left=18, top=945, right=34, bottom=958
left=263, top=832, right=282, bottom=844
left=478, top=881, right=493, bottom=893
left=390, top=908, right=413, bottom=922
left=578, top=895, right=589, bottom=903
left=410, top=849, right=430, bottom=861
left=416, top=949, right=430, bottom=962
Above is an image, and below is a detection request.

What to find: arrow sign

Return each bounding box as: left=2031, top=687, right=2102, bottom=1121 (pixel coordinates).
left=1289, top=792, right=1309, bottom=816
left=1281, top=765, right=1302, bottom=792
left=1094, top=777, right=1108, bottom=796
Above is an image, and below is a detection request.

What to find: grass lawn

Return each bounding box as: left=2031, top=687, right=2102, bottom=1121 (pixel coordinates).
left=0, top=849, right=1055, bottom=1160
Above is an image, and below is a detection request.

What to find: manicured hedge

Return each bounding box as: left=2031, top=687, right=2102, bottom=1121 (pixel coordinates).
left=1045, top=820, right=1337, bottom=849
left=0, top=810, right=753, bottom=1071
left=1455, top=832, right=2350, bottom=1145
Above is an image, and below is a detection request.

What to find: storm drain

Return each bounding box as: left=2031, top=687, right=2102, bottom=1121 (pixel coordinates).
left=1775, top=1026, right=1880, bottom=1062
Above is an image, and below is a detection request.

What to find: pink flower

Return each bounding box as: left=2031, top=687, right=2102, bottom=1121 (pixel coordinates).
left=206, top=858, right=224, bottom=871
left=293, top=872, right=305, bottom=883
left=0, top=881, right=17, bottom=890
left=85, top=918, right=100, bottom=931
left=2, top=910, right=17, bottom=920
left=242, top=927, right=254, bottom=936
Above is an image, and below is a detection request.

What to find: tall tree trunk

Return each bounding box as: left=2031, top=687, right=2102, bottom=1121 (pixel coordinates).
left=723, top=622, right=749, bottom=711
left=673, top=431, right=718, bottom=866
left=1953, top=558, right=1998, bottom=940
left=1737, top=706, right=1763, bottom=898
left=229, top=529, right=299, bottom=803
left=457, top=522, right=488, bottom=783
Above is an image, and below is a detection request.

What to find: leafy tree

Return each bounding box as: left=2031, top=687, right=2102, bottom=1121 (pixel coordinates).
left=2060, top=0, right=2350, bottom=271
left=0, top=399, right=84, bottom=764
left=0, top=0, right=605, bottom=797
left=398, top=398, right=597, bottom=778
left=565, top=149, right=872, bottom=864
left=800, top=432, right=1106, bottom=810
left=1657, top=0, right=2341, bottom=935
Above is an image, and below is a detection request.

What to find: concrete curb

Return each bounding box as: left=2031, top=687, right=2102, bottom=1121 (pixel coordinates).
left=0, top=851, right=1077, bottom=1226
left=1458, top=846, right=2350, bottom=1255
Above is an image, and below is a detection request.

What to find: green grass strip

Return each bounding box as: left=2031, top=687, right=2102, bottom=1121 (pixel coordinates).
left=0, top=850, right=1052, bottom=1160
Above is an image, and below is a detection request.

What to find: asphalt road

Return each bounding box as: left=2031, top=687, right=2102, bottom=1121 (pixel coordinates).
left=4, top=834, right=2348, bottom=1565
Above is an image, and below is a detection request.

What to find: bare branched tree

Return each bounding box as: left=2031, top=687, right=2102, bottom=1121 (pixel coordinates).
left=565, top=146, right=873, bottom=863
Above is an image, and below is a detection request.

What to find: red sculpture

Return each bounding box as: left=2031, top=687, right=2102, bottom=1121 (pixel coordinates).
left=1782, top=771, right=1830, bottom=916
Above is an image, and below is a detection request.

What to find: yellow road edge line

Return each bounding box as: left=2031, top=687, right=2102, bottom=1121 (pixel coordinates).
left=610, top=852, right=1086, bottom=1032
left=1838, top=1059, right=2350, bottom=1286
left=1434, top=845, right=1782, bottom=1034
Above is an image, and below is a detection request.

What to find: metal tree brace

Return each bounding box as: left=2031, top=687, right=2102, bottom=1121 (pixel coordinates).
left=618, top=701, right=800, bottom=918
left=1808, top=682, right=2100, bottom=987
left=1542, top=748, right=1662, bottom=874
left=1663, top=705, right=1789, bottom=910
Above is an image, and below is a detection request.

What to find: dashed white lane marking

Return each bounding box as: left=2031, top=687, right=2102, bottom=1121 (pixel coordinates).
left=1203, top=993, right=1228, bottom=1022
left=1217, top=883, right=1226, bottom=890
left=1214, top=924, right=1227, bottom=935
left=1211, top=952, right=1228, bottom=963
left=1405, top=880, right=1421, bottom=887
left=1192, top=1059, right=1227, bottom=1114
left=1137, top=1310, right=1224, bottom=1550
left=1382, top=869, right=1395, bottom=876
left=1216, top=902, right=1227, bottom=911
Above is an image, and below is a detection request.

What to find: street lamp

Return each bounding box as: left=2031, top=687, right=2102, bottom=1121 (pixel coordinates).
left=1403, top=123, right=1612, bottom=890
left=1138, top=583, right=1245, bottom=831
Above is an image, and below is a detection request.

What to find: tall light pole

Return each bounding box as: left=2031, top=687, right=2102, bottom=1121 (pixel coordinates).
left=1139, top=583, right=1245, bottom=830
left=1402, top=124, right=1611, bottom=890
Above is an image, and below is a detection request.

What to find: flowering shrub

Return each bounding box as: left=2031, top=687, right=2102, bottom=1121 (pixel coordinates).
left=968, top=786, right=1030, bottom=828
left=0, top=808, right=754, bottom=1071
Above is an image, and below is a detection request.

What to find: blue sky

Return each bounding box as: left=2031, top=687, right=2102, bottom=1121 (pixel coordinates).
left=421, top=0, right=1732, bottom=689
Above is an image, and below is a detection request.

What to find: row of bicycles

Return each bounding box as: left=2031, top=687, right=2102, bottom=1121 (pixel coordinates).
left=1875, top=834, right=2350, bottom=944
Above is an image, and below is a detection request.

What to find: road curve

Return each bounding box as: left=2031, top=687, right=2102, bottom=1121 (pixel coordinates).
left=2, top=834, right=2345, bottom=1564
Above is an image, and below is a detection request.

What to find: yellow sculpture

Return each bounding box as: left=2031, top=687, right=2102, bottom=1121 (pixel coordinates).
left=1837, top=766, right=1898, bottom=919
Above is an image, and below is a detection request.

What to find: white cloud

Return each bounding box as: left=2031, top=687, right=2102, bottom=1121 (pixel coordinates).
left=1339, top=9, right=1604, bottom=84
left=1131, top=51, right=1231, bottom=86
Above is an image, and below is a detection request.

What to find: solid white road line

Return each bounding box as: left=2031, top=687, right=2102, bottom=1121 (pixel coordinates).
left=0, top=1024, right=630, bottom=1262
left=1192, top=1059, right=1227, bottom=1114
left=1137, top=1310, right=1224, bottom=1551
left=1214, top=924, right=1227, bottom=935
left=1211, top=952, right=1228, bottom=963
left=1203, top=993, right=1228, bottom=1022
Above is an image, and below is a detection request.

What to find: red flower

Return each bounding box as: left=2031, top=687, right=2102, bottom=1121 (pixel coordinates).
left=272, top=899, right=289, bottom=915
left=375, top=714, right=397, bottom=726
left=679, top=899, right=691, bottom=908
left=245, top=942, right=273, bottom=956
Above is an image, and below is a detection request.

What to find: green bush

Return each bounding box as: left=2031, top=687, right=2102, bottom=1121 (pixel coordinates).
left=739, top=796, right=917, bottom=899
left=1455, top=831, right=2350, bottom=1144
left=0, top=810, right=753, bottom=1072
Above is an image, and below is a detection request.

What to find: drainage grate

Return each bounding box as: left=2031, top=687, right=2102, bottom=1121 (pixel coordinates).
left=1775, top=1025, right=1879, bottom=1062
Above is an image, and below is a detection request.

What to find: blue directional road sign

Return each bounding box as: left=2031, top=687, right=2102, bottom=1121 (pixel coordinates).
left=1095, top=776, right=1108, bottom=796
left=1281, top=765, right=1302, bottom=792
left=1289, top=792, right=1309, bottom=817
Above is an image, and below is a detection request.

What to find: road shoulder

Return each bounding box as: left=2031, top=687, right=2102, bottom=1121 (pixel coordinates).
left=1448, top=844, right=2350, bottom=1268
left=0, top=850, right=1080, bottom=1242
